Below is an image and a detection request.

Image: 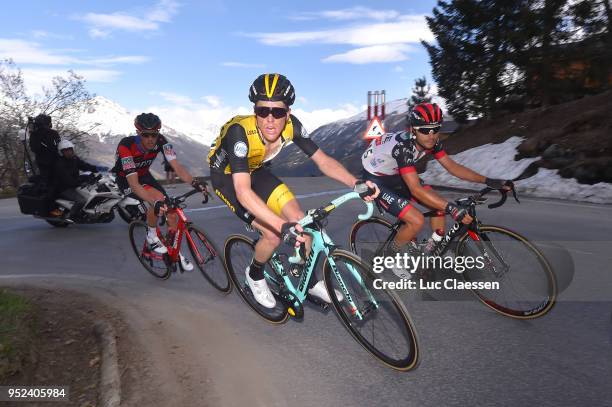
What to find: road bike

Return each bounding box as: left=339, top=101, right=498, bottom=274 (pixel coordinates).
left=128, top=188, right=231, bottom=293
left=349, top=187, right=556, bottom=319
left=224, top=190, right=419, bottom=371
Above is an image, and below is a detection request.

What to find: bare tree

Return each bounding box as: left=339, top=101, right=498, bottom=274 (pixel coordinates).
left=0, top=60, right=95, bottom=192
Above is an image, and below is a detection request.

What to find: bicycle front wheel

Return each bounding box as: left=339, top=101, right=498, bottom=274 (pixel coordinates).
left=323, top=249, right=419, bottom=371
left=128, top=220, right=171, bottom=280
left=349, top=217, right=394, bottom=257
left=456, top=225, right=556, bottom=319
left=224, top=235, right=289, bottom=324
left=187, top=225, right=231, bottom=293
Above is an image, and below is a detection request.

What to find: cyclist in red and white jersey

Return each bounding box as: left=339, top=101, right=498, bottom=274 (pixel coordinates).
left=112, top=113, right=207, bottom=268
left=361, top=103, right=514, bottom=278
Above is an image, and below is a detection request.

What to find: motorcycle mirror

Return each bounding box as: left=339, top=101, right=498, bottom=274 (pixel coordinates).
left=18, top=129, right=27, bottom=141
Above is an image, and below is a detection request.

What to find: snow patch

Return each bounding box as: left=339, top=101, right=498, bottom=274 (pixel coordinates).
left=421, top=136, right=612, bottom=204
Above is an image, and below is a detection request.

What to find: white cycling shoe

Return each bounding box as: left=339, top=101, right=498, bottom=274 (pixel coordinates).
left=146, top=234, right=168, bottom=254
left=308, top=280, right=344, bottom=303
left=245, top=268, right=276, bottom=309
left=179, top=253, right=194, bottom=271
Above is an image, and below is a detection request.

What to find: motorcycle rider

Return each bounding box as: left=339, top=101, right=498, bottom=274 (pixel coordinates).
left=53, top=139, right=108, bottom=219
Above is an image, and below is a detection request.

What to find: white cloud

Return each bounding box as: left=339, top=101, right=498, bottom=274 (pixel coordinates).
left=31, top=30, right=73, bottom=40
left=323, top=44, right=413, bottom=64
left=246, top=14, right=432, bottom=65
left=291, top=7, right=400, bottom=22
left=0, top=38, right=148, bottom=67
left=292, top=104, right=361, bottom=133
left=201, top=95, right=222, bottom=108
left=155, top=91, right=193, bottom=105
left=248, top=15, right=432, bottom=47
left=394, top=65, right=404, bottom=72
left=76, top=0, right=180, bottom=38
left=221, top=61, right=265, bottom=68
left=20, top=68, right=121, bottom=94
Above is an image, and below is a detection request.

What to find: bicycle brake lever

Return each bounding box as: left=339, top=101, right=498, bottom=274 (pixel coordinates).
left=487, top=190, right=507, bottom=209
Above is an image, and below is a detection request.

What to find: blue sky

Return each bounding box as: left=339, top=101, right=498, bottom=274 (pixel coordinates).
left=1, top=0, right=438, bottom=137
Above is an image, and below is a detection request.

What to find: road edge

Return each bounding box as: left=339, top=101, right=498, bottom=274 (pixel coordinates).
left=93, top=320, right=121, bottom=407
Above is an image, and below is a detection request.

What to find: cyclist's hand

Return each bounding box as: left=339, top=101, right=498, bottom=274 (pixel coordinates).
left=354, top=180, right=379, bottom=201
left=445, top=202, right=472, bottom=225
left=486, top=178, right=514, bottom=192
left=191, top=179, right=208, bottom=194
left=153, top=199, right=168, bottom=216
left=281, top=222, right=305, bottom=247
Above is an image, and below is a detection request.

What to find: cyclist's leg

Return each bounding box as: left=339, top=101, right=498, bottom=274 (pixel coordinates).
left=408, top=183, right=445, bottom=235
left=365, top=173, right=425, bottom=247
left=211, top=170, right=279, bottom=279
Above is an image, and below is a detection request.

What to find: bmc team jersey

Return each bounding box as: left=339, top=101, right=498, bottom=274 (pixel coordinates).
left=361, top=131, right=447, bottom=177
left=207, top=114, right=319, bottom=174
left=112, top=135, right=176, bottom=178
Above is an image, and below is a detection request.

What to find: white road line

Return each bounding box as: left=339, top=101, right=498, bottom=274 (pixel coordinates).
left=185, top=188, right=350, bottom=213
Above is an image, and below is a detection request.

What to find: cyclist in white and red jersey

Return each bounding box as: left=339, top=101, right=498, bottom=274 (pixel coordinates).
left=361, top=103, right=514, bottom=278
left=112, top=113, right=207, bottom=268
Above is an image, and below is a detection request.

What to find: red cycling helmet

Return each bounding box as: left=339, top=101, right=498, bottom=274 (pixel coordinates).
left=409, top=103, right=443, bottom=127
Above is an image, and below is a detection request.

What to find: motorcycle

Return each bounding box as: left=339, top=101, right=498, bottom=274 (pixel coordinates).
left=18, top=172, right=145, bottom=227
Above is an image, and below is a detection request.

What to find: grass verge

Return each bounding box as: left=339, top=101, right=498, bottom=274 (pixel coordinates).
left=0, top=289, right=37, bottom=381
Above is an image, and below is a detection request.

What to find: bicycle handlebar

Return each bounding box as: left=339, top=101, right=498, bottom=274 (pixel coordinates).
left=288, top=191, right=373, bottom=264
left=471, top=186, right=519, bottom=209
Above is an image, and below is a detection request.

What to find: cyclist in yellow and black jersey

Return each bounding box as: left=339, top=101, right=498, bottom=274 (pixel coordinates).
left=209, top=73, right=379, bottom=309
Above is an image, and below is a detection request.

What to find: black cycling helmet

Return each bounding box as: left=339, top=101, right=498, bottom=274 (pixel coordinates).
left=134, top=113, right=161, bottom=132
left=409, top=103, right=443, bottom=127
left=34, top=114, right=52, bottom=129
left=249, top=73, right=295, bottom=106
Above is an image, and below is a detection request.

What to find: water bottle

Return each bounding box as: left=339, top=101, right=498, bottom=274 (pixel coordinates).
left=423, top=229, right=443, bottom=254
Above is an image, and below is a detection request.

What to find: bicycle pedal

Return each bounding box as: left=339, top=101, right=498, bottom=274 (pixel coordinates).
left=306, top=295, right=330, bottom=311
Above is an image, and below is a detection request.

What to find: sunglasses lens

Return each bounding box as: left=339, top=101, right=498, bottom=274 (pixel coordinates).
left=141, top=132, right=159, bottom=138
left=255, top=107, right=287, bottom=119
left=418, top=126, right=441, bottom=134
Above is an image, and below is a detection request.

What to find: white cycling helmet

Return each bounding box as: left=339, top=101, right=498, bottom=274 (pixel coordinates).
left=58, top=139, right=75, bottom=155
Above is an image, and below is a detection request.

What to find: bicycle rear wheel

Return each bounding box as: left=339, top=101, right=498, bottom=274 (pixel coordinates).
left=323, top=249, right=419, bottom=371
left=349, top=217, right=394, bottom=258
left=187, top=225, right=231, bottom=293
left=128, top=220, right=171, bottom=279
left=456, top=225, right=556, bottom=319
left=224, top=234, right=289, bottom=324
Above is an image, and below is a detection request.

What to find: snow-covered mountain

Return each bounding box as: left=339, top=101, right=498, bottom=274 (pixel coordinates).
left=271, top=98, right=417, bottom=176
left=75, top=96, right=210, bottom=176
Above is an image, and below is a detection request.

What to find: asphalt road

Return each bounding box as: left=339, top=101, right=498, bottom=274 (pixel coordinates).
left=1, top=177, right=611, bottom=407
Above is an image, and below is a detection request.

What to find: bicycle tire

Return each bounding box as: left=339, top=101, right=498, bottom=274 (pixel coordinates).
left=224, top=234, right=289, bottom=324
left=456, top=225, right=556, bottom=319
left=187, top=225, right=232, bottom=293
left=323, top=249, right=419, bottom=371
left=349, top=217, right=394, bottom=256
left=128, top=220, right=171, bottom=280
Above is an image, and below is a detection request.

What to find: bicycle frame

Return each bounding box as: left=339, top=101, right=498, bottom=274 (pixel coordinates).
left=154, top=206, right=210, bottom=266
left=264, top=191, right=378, bottom=320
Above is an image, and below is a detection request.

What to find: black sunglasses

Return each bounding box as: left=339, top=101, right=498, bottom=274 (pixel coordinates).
left=140, top=131, right=159, bottom=139
left=254, top=106, right=288, bottom=119
left=415, top=126, right=441, bottom=135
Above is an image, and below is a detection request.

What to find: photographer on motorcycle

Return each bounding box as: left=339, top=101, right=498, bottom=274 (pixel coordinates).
left=53, top=139, right=108, bottom=218
left=29, top=114, right=60, bottom=185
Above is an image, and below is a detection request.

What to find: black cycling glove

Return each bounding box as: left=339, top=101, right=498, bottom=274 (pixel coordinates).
left=486, top=178, right=514, bottom=190
left=445, top=202, right=469, bottom=222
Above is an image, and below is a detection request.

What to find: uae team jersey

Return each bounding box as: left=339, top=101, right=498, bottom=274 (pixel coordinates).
left=112, top=135, right=176, bottom=178
left=361, top=131, right=447, bottom=176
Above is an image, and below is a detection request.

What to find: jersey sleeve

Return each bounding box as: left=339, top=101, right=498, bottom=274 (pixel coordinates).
left=158, top=135, right=177, bottom=162
left=289, top=115, right=319, bottom=157
left=432, top=140, right=447, bottom=159
left=223, top=124, right=250, bottom=174
left=392, top=143, right=416, bottom=175
left=116, top=141, right=137, bottom=177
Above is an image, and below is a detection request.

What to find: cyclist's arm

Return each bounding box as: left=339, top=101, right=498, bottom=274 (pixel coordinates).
left=232, top=172, right=285, bottom=232
left=310, top=149, right=358, bottom=188
left=436, top=155, right=486, bottom=183
left=126, top=174, right=159, bottom=205
left=158, top=136, right=194, bottom=184
left=401, top=171, right=448, bottom=211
